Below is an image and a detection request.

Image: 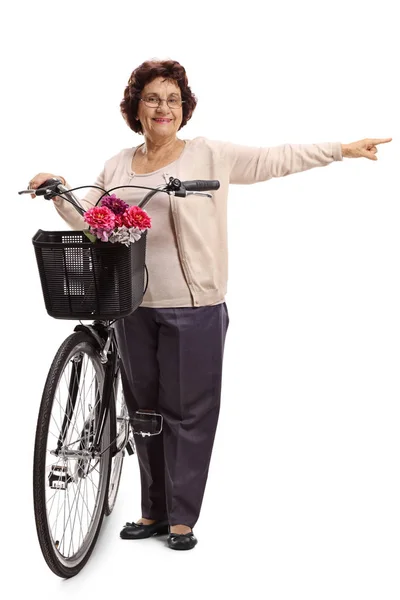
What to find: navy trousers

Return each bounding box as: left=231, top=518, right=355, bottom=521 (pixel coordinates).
left=114, top=303, right=229, bottom=528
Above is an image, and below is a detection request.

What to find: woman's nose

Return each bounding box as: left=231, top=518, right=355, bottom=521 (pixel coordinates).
left=156, top=99, right=170, bottom=113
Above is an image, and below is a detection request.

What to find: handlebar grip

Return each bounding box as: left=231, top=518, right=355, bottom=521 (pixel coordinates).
left=182, top=180, right=220, bottom=192
left=34, top=178, right=63, bottom=196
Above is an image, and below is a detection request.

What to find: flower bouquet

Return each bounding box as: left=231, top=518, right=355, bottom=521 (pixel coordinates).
left=83, top=194, right=152, bottom=245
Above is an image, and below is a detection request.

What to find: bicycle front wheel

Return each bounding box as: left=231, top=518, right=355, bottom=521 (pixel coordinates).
left=33, top=331, right=111, bottom=578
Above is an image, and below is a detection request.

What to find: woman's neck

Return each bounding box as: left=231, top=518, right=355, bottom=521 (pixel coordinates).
left=139, top=137, right=182, bottom=159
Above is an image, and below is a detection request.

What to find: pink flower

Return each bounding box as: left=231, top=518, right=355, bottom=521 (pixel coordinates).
left=114, top=214, right=124, bottom=228
left=122, top=205, right=152, bottom=230
left=84, top=206, right=116, bottom=231
left=91, top=227, right=110, bottom=242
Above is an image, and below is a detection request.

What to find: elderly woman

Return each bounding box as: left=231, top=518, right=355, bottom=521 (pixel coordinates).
left=29, top=59, right=391, bottom=551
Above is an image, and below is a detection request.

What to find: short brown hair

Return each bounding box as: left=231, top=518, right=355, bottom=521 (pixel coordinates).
left=120, top=59, right=197, bottom=134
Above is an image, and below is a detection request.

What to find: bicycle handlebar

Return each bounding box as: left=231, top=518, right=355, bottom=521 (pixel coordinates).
left=18, top=177, right=221, bottom=215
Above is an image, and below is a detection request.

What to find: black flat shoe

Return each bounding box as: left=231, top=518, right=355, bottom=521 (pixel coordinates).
left=120, top=520, right=169, bottom=540
left=167, top=532, right=198, bottom=550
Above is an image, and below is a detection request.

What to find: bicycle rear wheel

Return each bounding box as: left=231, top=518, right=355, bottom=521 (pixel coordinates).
left=33, top=331, right=111, bottom=578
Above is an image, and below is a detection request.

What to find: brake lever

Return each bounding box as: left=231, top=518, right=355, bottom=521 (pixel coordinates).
left=186, top=191, right=213, bottom=198
left=18, top=186, right=56, bottom=200
left=18, top=177, right=63, bottom=200
left=19, top=181, right=86, bottom=215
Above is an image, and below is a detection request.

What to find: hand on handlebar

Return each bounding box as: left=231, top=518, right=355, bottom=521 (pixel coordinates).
left=28, top=173, right=65, bottom=199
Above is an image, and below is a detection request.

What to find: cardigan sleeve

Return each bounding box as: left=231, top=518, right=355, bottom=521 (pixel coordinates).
left=218, top=140, right=343, bottom=184
left=52, top=167, right=106, bottom=230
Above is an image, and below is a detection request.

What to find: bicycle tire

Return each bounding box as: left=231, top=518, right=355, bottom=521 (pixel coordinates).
left=33, top=331, right=111, bottom=578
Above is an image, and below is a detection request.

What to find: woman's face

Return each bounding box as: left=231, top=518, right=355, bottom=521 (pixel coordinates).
left=137, top=77, right=183, bottom=141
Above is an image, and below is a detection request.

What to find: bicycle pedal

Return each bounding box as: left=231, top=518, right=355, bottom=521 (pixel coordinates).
left=48, top=465, right=73, bottom=490
left=130, top=410, right=163, bottom=437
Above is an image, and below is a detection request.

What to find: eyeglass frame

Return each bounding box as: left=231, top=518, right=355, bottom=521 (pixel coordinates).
left=139, top=95, right=186, bottom=109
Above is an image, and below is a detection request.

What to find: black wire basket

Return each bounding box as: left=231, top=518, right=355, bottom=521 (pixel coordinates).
left=32, top=229, right=147, bottom=320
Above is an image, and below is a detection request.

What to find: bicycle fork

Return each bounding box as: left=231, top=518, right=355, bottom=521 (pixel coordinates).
left=56, top=356, right=83, bottom=453
left=52, top=330, right=118, bottom=461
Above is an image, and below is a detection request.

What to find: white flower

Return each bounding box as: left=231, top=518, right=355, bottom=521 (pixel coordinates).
left=129, top=227, right=142, bottom=243
left=108, top=226, right=143, bottom=246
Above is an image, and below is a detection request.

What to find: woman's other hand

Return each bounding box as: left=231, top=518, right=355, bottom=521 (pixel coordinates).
left=28, top=173, right=66, bottom=198
left=341, top=138, right=392, bottom=161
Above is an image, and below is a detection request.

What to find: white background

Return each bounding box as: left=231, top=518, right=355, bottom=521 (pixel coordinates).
left=1, top=0, right=399, bottom=597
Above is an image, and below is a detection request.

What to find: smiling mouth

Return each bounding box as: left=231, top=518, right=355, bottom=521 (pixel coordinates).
left=153, top=118, right=172, bottom=123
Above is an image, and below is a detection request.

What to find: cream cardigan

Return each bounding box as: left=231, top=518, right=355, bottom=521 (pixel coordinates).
left=53, top=136, right=343, bottom=307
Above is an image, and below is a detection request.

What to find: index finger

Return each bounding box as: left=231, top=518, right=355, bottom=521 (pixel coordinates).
left=371, top=138, right=392, bottom=144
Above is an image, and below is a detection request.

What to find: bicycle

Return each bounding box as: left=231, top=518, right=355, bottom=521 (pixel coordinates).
left=18, top=175, right=220, bottom=578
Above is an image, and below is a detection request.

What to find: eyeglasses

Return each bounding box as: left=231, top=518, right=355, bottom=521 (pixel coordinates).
left=140, top=95, right=185, bottom=109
